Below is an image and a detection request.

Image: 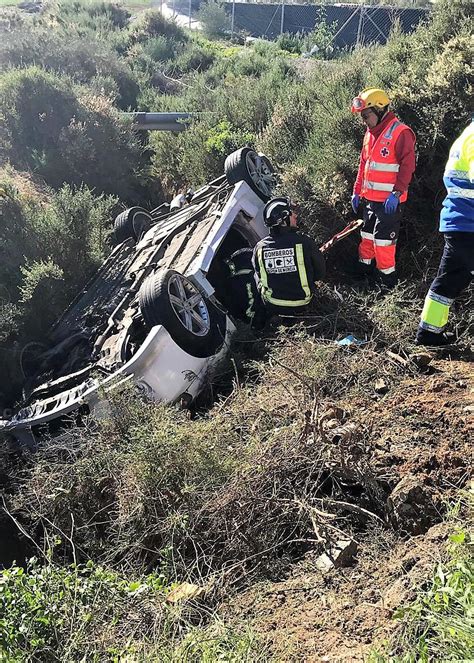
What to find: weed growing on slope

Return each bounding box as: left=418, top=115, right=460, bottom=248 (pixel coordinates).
left=0, top=557, right=267, bottom=661
left=371, top=491, right=474, bottom=662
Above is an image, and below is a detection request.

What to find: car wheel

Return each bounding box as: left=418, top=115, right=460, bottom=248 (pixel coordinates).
left=224, top=147, right=275, bottom=201
left=139, top=270, right=227, bottom=357
left=114, top=207, right=152, bottom=244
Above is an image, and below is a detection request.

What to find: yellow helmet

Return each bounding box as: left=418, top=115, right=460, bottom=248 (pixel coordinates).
left=351, top=88, right=391, bottom=113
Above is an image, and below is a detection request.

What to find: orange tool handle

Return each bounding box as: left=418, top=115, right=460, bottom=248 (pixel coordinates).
left=319, top=219, right=363, bottom=254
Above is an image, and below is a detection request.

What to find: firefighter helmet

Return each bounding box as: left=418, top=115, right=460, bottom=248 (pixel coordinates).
left=351, top=88, right=391, bottom=113
left=263, top=197, right=293, bottom=228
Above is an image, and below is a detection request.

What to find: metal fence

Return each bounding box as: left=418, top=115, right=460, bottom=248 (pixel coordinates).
left=166, top=1, right=428, bottom=48
left=228, top=3, right=428, bottom=46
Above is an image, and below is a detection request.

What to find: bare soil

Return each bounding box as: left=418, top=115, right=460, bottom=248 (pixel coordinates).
left=222, top=357, right=473, bottom=661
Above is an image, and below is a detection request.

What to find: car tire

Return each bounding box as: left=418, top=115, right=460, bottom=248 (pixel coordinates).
left=114, top=207, right=152, bottom=244
left=224, top=147, right=275, bottom=201
left=139, top=269, right=227, bottom=358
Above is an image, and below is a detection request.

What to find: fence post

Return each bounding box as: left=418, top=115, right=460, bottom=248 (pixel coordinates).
left=356, top=6, right=364, bottom=48
left=188, top=0, right=192, bottom=28
left=231, top=0, right=235, bottom=38
left=280, top=0, right=285, bottom=35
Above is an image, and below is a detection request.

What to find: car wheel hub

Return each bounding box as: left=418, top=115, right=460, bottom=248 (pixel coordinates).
left=245, top=152, right=275, bottom=197
left=168, top=274, right=210, bottom=337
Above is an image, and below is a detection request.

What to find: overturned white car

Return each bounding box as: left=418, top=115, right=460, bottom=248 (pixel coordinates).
left=1, top=148, right=275, bottom=445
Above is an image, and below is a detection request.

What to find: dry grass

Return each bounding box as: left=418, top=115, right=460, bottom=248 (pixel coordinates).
left=2, top=283, right=472, bottom=660
left=6, top=284, right=440, bottom=583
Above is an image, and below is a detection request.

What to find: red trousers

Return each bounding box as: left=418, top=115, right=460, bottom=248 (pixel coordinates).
left=358, top=201, right=403, bottom=274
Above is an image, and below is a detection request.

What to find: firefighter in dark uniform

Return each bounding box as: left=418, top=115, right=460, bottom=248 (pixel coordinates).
left=222, top=247, right=259, bottom=324
left=252, top=197, right=326, bottom=328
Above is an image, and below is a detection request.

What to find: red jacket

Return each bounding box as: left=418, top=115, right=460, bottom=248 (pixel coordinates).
left=353, top=112, right=416, bottom=198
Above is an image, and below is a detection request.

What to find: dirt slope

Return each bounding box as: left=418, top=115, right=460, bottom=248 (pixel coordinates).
left=223, top=357, right=473, bottom=661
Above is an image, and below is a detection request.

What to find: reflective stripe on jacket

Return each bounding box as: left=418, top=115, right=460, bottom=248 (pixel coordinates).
left=256, top=243, right=311, bottom=307
left=253, top=230, right=325, bottom=308
left=361, top=118, right=415, bottom=203
left=439, top=121, right=474, bottom=233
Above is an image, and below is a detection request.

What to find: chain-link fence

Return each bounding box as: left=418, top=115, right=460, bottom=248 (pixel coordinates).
left=228, top=3, right=428, bottom=46
left=165, top=1, right=428, bottom=47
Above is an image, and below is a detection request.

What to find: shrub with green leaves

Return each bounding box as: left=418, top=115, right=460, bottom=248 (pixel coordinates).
left=149, top=51, right=294, bottom=192
left=392, top=527, right=474, bottom=661
left=0, top=29, right=140, bottom=109
left=198, top=0, right=230, bottom=39
left=0, top=0, right=140, bottom=108
left=0, top=171, right=117, bottom=405
left=46, top=0, right=131, bottom=32
left=128, top=9, right=188, bottom=45
left=0, top=302, right=20, bottom=345
left=302, top=8, right=338, bottom=56
left=0, top=558, right=265, bottom=662
left=0, top=173, right=116, bottom=296
left=19, top=259, right=64, bottom=305
left=166, top=40, right=216, bottom=76
left=276, top=32, right=303, bottom=55
left=0, top=67, right=147, bottom=199
left=0, top=559, right=166, bottom=661
left=151, top=118, right=254, bottom=193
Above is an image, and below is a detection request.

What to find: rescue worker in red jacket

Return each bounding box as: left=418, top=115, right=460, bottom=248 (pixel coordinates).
left=351, top=88, right=416, bottom=289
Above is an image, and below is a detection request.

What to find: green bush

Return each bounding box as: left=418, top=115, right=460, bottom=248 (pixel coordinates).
left=198, top=0, right=230, bottom=39
left=128, top=9, right=188, bottom=45
left=141, top=34, right=177, bottom=62
left=48, top=0, right=131, bottom=31
left=302, top=8, right=338, bottom=55
left=0, top=67, right=147, bottom=199
left=0, top=302, right=20, bottom=344
left=276, top=32, right=303, bottom=55
left=167, top=41, right=216, bottom=75
left=19, top=259, right=64, bottom=305
left=0, top=171, right=117, bottom=402
left=151, top=119, right=254, bottom=194
left=26, top=184, right=116, bottom=292
left=0, top=559, right=168, bottom=661
left=0, top=6, right=139, bottom=108
left=0, top=2, right=138, bottom=109
left=87, top=73, right=121, bottom=102
left=149, top=53, right=294, bottom=191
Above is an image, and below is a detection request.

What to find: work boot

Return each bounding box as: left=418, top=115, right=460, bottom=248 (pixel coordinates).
left=345, top=258, right=374, bottom=280
left=415, top=328, right=455, bottom=347
left=376, top=270, right=398, bottom=291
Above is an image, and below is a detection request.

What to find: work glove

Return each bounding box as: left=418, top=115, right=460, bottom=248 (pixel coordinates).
left=384, top=192, right=400, bottom=215
left=351, top=194, right=360, bottom=214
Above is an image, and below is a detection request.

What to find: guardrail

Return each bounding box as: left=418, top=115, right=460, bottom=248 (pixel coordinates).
left=123, top=112, right=193, bottom=132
